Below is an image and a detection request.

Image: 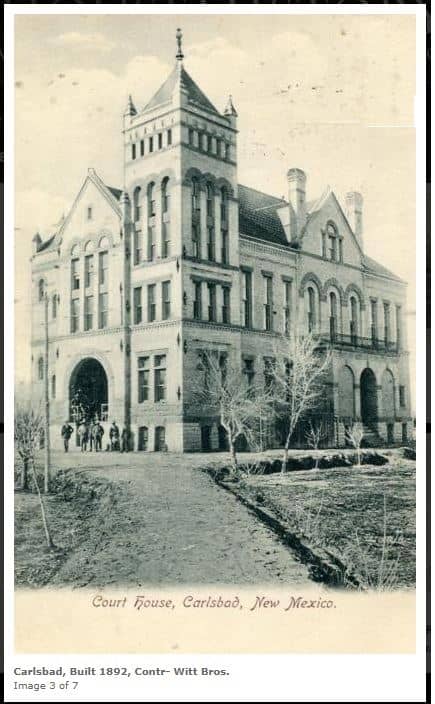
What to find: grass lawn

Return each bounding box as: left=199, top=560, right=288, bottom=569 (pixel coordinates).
left=236, top=452, right=415, bottom=589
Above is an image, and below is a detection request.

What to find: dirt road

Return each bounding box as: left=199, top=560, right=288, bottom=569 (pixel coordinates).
left=47, top=451, right=311, bottom=587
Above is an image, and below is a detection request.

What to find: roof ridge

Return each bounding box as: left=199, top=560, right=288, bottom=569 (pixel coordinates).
left=239, top=183, right=286, bottom=204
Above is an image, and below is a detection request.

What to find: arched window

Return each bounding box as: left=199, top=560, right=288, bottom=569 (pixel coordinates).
left=325, top=222, right=342, bottom=262
left=52, top=294, right=57, bottom=319
left=38, top=356, right=44, bottom=380
left=206, top=182, right=214, bottom=218
left=51, top=374, right=56, bottom=399
left=161, top=178, right=170, bottom=258
left=329, top=291, right=338, bottom=340
left=220, top=187, right=229, bottom=264
left=350, top=296, right=359, bottom=342
left=220, top=187, right=228, bottom=222
left=71, top=244, right=80, bottom=258
left=191, top=179, right=201, bottom=258
left=133, top=187, right=142, bottom=265
left=138, top=426, right=149, bottom=451
left=98, top=235, right=109, bottom=250
left=84, top=240, right=93, bottom=253
left=38, top=279, right=45, bottom=302
left=133, top=186, right=142, bottom=223
left=307, top=286, right=316, bottom=332
left=147, top=182, right=156, bottom=261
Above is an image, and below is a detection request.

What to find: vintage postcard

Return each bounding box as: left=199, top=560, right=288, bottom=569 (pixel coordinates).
left=5, top=4, right=427, bottom=702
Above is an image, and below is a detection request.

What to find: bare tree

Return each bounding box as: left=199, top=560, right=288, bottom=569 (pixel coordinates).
left=305, top=419, right=328, bottom=469
left=194, top=350, right=273, bottom=472
left=272, top=333, right=332, bottom=472
left=345, top=423, right=365, bottom=467
left=14, top=404, right=54, bottom=548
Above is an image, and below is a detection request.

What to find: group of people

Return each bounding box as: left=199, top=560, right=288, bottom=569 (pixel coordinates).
left=60, top=420, right=130, bottom=453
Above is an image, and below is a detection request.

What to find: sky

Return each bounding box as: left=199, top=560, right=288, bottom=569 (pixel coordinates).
left=14, top=13, right=416, bottom=408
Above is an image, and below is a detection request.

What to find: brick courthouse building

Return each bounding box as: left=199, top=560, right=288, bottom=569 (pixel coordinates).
left=31, top=32, right=412, bottom=452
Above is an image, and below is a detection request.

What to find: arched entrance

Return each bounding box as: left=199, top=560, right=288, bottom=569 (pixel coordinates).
left=69, top=358, right=108, bottom=423
left=360, top=368, right=378, bottom=424
left=338, top=365, right=355, bottom=419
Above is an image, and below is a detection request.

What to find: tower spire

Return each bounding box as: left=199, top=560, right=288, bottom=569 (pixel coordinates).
left=176, top=27, right=184, bottom=63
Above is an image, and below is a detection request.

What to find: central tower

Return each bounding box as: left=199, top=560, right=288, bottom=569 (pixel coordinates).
left=122, top=30, right=241, bottom=452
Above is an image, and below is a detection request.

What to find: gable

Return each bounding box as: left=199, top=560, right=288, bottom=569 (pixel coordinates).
left=59, top=177, right=121, bottom=256
left=301, top=191, right=362, bottom=267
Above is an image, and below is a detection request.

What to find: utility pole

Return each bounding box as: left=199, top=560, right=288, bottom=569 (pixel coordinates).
left=43, top=291, right=51, bottom=493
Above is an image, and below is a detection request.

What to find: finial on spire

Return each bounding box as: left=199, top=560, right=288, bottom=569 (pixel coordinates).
left=176, top=28, right=184, bottom=62
left=224, top=94, right=238, bottom=117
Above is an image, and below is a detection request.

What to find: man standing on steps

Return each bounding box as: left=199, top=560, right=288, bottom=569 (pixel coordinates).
left=93, top=421, right=104, bottom=452
left=109, top=420, right=120, bottom=451
left=60, top=421, right=73, bottom=453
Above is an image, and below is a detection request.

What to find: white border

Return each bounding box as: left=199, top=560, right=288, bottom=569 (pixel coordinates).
left=4, top=4, right=427, bottom=703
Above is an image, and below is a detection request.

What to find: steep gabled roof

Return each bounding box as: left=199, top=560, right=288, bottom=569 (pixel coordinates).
left=143, top=64, right=221, bottom=116
left=362, top=254, right=404, bottom=282
left=238, top=184, right=288, bottom=246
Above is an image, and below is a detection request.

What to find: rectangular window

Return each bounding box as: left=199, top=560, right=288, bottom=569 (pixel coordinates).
left=138, top=356, right=150, bottom=403
left=71, top=258, right=80, bottom=290
left=396, top=305, right=402, bottom=349
left=264, top=357, right=275, bottom=391
left=222, top=287, right=231, bottom=324
left=263, top=274, right=273, bottom=331
left=162, top=280, right=171, bottom=320
left=84, top=295, right=93, bottom=331
left=225, top=143, right=230, bottom=160
left=162, top=223, right=170, bottom=258
left=283, top=280, right=291, bottom=335
left=71, top=298, right=79, bottom=333
left=383, top=302, right=390, bottom=344
left=221, top=229, right=229, bottom=264
left=84, top=254, right=94, bottom=288
left=243, top=358, right=255, bottom=386
left=140, top=139, right=145, bottom=157
left=133, top=286, right=142, bottom=325
left=216, top=139, right=222, bottom=158
left=329, top=236, right=337, bottom=262
left=131, top=143, right=136, bottom=160
left=99, top=251, right=108, bottom=286
left=192, top=223, right=200, bottom=258
left=158, top=132, right=163, bottom=150
left=154, top=354, right=166, bottom=402
left=147, top=226, right=156, bottom=261
left=167, top=128, right=172, bottom=146
left=242, top=270, right=252, bottom=328
left=193, top=281, right=202, bottom=319
left=207, top=134, right=212, bottom=152
left=207, top=226, right=215, bottom=261
left=148, top=136, right=154, bottom=153
left=370, top=299, right=378, bottom=344
left=98, top=292, right=108, bottom=329
left=208, top=283, right=216, bottom=322
left=87, top=206, right=92, bottom=221
left=188, top=128, right=194, bottom=145
left=399, top=385, right=406, bottom=407
left=133, top=229, right=142, bottom=265
left=147, top=284, right=156, bottom=322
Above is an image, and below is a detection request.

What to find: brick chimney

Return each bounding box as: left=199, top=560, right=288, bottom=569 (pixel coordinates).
left=287, top=168, right=307, bottom=241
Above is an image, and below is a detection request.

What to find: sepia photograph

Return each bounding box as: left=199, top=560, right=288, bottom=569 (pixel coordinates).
left=7, top=8, right=425, bottom=680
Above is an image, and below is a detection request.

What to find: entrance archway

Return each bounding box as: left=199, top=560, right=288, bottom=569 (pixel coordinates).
left=69, top=358, right=108, bottom=423
left=360, top=368, right=378, bottom=424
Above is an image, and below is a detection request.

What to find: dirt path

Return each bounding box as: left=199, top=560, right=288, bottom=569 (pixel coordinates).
left=48, top=452, right=311, bottom=587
